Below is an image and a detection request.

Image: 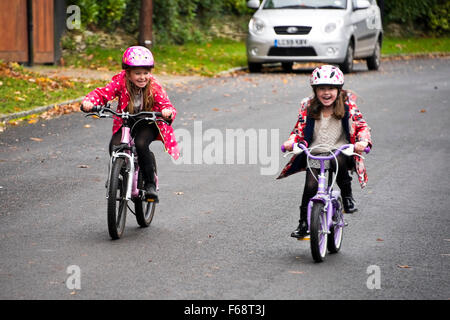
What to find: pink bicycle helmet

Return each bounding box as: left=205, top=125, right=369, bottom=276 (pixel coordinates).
left=310, top=65, right=344, bottom=88
left=122, top=46, right=154, bottom=69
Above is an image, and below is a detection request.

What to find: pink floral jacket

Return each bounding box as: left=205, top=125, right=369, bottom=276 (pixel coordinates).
left=83, top=71, right=179, bottom=160
left=277, top=93, right=372, bottom=188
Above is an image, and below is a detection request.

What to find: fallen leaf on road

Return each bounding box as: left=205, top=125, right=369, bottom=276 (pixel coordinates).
left=289, top=271, right=305, bottom=274
left=376, top=238, right=384, bottom=242
left=397, top=265, right=412, bottom=269
left=84, top=124, right=91, bottom=128
left=175, top=191, right=184, bottom=195
left=28, top=119, right=38, bottom=124
left=30, top=137, right=43, bottom=142
left=420, top=109, right=426, bottom=113
left=212, top=108, right=220, bottom=111
left=77, top=165, right=89, bottom=168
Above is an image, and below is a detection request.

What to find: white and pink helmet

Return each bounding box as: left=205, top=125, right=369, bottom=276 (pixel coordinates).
left=310, top=65, right=344, bottom=88
left=122, top=46, right=154, bottom=69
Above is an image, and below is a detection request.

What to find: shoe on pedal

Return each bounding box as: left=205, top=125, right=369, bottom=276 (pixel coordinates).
left=144, top=183, right=158, bottom=201
left=291, top=220, right=309, bottom=239
left=343, top=196, right=358, bottom=213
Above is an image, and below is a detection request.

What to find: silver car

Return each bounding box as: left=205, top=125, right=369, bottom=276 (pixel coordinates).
left=246, top=0, right=383, bottom=73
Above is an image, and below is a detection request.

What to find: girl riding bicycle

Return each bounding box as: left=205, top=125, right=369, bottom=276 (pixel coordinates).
left=278, top=65, right=372, bottom=239
left=82, top=46, right=179, bottom=200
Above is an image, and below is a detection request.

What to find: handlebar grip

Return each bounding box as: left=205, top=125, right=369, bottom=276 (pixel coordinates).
left=80, top=104, right=102, bottom=113
left=281, top=145, right=286, bottom=153
left=364, top=146, right=371, bottom=154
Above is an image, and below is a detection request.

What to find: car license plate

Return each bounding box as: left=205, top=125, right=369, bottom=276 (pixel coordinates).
left=275, top=39, right=307, bottom=47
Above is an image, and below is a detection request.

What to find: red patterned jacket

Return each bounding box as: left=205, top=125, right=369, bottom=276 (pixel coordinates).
left=277, top=92, right=372, bottom=188
left=83, top=71, right=179, bottom=160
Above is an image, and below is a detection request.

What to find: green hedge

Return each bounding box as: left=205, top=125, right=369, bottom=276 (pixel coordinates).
left=383, top=0, right=449, bottom=35
left=67, top=0, right=252, bottom=44
left=67, top=0, right=449, bottom=42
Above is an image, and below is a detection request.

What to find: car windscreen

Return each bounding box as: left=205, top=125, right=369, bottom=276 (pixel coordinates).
left=263, top=0, right=347, bottom=9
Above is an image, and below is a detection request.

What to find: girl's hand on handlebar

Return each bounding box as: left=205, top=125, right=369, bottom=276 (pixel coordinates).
left=82, top=101, right=94, bottom=112
left=355, top=141, right=368, bottom=154
left=161, top=109, right=173, bottom=120
left=282, top=140, right=294, bottom=152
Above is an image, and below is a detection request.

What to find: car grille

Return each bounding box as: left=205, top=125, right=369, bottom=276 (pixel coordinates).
left=274, top=26, right=311, bottom=35
left=268, top=47, right=317, bottom=56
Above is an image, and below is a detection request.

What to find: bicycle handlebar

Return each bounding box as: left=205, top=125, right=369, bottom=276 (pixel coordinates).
left=81, top=103, right=168, bottom=124
left=281, top=142, right=370, bottom=159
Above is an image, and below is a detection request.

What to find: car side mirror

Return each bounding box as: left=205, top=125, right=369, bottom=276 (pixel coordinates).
left=247, top=0, right=260, bottom=10
left=353, top=0, right=370, bottom=11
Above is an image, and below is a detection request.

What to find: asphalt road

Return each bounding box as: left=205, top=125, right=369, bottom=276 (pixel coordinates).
left=1, top=57, right=449, bottom=301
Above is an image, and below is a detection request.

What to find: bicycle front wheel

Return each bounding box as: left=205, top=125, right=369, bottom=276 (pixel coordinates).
left=310, top=202, right=327, bottom=262
left=107, top=157, right=127, bottom=239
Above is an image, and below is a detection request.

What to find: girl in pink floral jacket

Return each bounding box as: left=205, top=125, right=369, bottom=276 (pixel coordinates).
left=278, top=65, right=372, bottom=239
left=82, top=46, right=179, bottom=199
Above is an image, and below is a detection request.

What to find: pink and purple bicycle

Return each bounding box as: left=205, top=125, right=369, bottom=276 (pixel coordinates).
left=83, top=103, right=168, bottom=239
left=282, top=142, right=370, bottom=262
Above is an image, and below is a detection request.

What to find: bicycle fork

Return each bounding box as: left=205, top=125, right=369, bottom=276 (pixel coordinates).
left=106, top=152, right=135, bottom=201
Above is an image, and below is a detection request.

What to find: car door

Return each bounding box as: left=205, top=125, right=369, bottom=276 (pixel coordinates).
left=350, top=0, right=373, bottom=57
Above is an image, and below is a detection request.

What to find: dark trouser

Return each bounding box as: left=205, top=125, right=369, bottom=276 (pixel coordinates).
left=299, top=153, right=353, bottom=221
left=109, top=123, right=159, bottom=186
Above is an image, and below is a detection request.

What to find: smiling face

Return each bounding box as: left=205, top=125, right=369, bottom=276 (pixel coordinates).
left=315, top=86, right=339, bottom=107
left=127, top=67, right=151, bottom=88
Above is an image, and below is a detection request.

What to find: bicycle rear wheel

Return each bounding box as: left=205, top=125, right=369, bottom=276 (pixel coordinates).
left=107, top=157, right=127, bottom=239
left=310, top=202, right=327, bottom=262
left=135, top=153, right=157, bottom=227
left=328, top=196, right=344, bottom=253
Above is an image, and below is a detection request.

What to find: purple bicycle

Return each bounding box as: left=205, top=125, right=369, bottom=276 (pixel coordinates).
left=282, top=142, right=370, bottom=262
left=83, top=104, right=168, bottom=240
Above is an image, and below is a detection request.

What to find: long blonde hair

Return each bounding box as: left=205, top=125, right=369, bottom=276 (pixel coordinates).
left=125, top=69, right=154, bottom=113
left=308, top=88, right=347, bottom=120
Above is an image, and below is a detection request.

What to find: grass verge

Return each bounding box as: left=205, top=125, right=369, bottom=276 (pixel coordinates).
left=382, top=37, right=450, bottom=56
left=0, top=61, right=105, bottom=116
left=63, top=38, right=247, bottom=77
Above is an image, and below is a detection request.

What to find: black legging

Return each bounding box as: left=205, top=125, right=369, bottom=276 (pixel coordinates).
left=300, top=153, right=353, bottom=220
left=109, top=123, right=159, bottom=186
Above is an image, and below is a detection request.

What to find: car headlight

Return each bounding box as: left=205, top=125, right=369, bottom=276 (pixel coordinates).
left=324, top=18, right=344, bottom=33
left=249, top=17, right=266, bottom=35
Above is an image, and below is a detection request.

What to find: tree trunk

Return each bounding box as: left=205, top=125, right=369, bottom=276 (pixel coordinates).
left=138, top=0, right=153, bottom=48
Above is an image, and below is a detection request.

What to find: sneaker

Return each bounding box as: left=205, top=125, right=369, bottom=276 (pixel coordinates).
left=343, top=196, right=358, bottom=213
left=291, top=220, right=309, bottom=239
left=144, top=183, right=158, bottom=200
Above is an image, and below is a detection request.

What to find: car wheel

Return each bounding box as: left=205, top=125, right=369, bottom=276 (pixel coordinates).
left=281, top=62, right=293, bottom=72
left=366, top=41, right=381, bottom=71
left=248, top=62, right=262, bottom=73
left=340, top=42, right=354, bottom=74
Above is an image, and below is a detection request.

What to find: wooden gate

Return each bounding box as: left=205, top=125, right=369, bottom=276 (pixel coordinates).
left=0, top=0, right=55, bottom=64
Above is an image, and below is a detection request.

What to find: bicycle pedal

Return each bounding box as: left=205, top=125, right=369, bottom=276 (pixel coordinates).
left=146, top=198, right=159, bottom=203
left=297, top=235, right=310, bottom=241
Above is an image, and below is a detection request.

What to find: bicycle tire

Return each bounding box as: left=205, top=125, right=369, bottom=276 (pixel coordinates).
left=328, top=196, right=344, bottom=254
left=310, top=202, right=327, bottom=262
left=135, top=152, right=157, bottom=227
left=107, top=157, right=127, bottom=239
